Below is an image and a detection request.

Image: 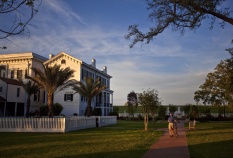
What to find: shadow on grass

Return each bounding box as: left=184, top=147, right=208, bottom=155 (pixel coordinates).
left=188, top=139, right=233, bottom=158
left=55, top=149, right=146, bottom=158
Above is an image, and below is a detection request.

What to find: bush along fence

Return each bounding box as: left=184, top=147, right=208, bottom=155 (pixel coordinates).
left=0, top=116, right=117, bottom=133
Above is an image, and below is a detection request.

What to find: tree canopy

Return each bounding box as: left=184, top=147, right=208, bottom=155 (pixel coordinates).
left=126, top=0, right=233, bottom=48
left=28, top=64, right=75, bottom=117
left=71, top=77, right=107, bottom=117
left=126, top=91, right=138, bottom=117
left=137, top=88, right=161, bottom=130
left=194, top=58, right=233, bottom=107
left=21, top=79, right=39, bottom=117
left=127, top=91, right=138, bottom=107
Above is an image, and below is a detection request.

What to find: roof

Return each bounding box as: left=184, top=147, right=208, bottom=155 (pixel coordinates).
left=44, top=52, right=83, bottom=65
left=82, top=62, right=112, bottom=78
left=44, top=51, right=112, bottom=78
left=0, top=77, right=23, bottom=86
left=0, top=52, right=48, bottom=63
left=0, top=96, right=6, bottom=102
left=32, top=52, right=48, bottom=61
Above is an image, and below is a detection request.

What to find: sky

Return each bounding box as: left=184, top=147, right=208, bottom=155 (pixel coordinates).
left=1, top=0, right=233, bottom=106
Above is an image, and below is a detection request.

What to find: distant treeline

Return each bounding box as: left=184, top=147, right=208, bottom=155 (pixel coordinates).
left=114, top=105, right=233, bottom=114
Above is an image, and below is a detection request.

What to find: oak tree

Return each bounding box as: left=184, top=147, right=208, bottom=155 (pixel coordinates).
left=194, top=58, right=233, bottom=117
left=138, top=88, right=161, bottom=131
left=126, top=0, right=233, bottom=48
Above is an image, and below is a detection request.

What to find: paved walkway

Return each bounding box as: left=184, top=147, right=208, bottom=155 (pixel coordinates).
left=143, top=121, right=190, bottom=158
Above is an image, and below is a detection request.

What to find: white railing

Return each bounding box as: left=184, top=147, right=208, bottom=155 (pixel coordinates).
left=97, top=116, right=117, bottom=127
left=0, top=117, right=65, bottom=133
left=65, top=116, right=96, bottom=132
left=0, top=116, right=117, bottom=133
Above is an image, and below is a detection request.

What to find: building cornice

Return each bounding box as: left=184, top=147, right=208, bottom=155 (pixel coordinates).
left=82, top=62, right=112, bottom=78
left=0, top=52, right=47, bottom=64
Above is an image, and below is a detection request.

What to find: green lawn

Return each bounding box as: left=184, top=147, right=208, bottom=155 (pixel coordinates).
left=0, top=120, right=166, bottom=158
left=187, top=121, right=233, bottom=158
left=1, top=120, right=233, bottom=158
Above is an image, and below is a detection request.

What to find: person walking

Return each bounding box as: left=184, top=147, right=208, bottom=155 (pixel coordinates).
left=168, top=113, right=177, bottom=137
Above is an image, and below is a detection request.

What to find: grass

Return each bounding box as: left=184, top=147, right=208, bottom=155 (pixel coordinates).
left=2, top=120, right=233, bottom=158
left=0, top=120, right=166, bottom=158
left=187, top=121, right=233, bottom=158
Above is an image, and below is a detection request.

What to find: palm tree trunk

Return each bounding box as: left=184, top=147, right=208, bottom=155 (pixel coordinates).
left=26, top=96, right=30, bottom=118
left=47, top=93, right=53, bottom=117
left=86, top=98, right=92, bottom=117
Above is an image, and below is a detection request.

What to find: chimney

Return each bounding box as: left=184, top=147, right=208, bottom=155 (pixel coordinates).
left=92, top=58, right=96, bottom=67
left=49, top=54, right=54, bottom=59
left=103, top=66, right=107, bottom=73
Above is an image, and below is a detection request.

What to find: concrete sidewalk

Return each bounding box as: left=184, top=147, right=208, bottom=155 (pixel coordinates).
left=142, top=121, right=190, bottom=158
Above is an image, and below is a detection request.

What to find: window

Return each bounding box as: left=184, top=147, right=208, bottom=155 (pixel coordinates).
left=0, top=70, right=5, bottom=78
left=34, top=90, right=40, bottom=102
left=25, top=69, right=28, bottom=78
left=0, top=66, right=6, bottom=78
left=17, top=70, right=23, bottom=79
left=81, top=96, right=87, bottom=102
left=81, top=69, right=94, bottom=80
left=17, top=88, right=20, bottom=97
left=61, top=59, right=66, bottom=64
left=11, top=70, right=14, bottom=79
left=64, top=94, right=73, bottom=101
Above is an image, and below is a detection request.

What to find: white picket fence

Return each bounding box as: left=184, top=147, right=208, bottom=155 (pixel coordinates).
left=0, top=116, right=117, bottom=133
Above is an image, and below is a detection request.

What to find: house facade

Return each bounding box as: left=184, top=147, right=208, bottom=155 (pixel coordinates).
left=0, top=52, right=113, bottom=117
left=0, top=53, right=48, bottom=117
left=0, top=78, right=25, bottom=117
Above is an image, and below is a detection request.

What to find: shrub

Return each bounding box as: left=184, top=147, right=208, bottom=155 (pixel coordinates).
left=52, top=103, right=63, bottom=116
left=40, top=105, right=48, bottom=116
left=28, top=109, right=40, bottom=117
left=39, top=103, right=63, bottom=116
left=92, top=108, right=101, bottom=116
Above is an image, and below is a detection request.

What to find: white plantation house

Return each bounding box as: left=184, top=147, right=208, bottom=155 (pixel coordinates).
left=0, top=52, right=114, bottom=117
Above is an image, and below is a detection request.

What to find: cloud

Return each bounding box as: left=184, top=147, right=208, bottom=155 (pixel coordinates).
left=44, top=0, right=87, bottom=25
left=2, top=0, right=232, bottom=106
left=105, top=55, right=210, bottom=105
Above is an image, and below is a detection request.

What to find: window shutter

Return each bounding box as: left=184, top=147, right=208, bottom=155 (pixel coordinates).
left=71, top=94, right=73, bottom=101
left=38, top=90, right=40, bottom=101
left=64, top=94, right=67, bottom=101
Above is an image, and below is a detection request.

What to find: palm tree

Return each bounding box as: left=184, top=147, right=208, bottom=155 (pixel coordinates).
left=72, top=77, right=106, bottom=117
left=27, top=64, right=75, bottom=117
left=21, top=80, right=39, bottom=117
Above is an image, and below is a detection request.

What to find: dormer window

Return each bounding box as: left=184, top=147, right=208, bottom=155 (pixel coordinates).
left=61, top=59, right=66, bottom=64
